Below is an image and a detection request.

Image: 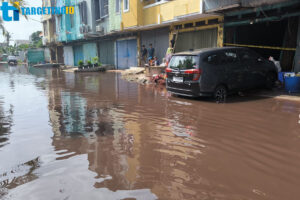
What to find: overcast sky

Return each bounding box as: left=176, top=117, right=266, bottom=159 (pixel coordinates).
left=0, top=0, right=42, bottom=42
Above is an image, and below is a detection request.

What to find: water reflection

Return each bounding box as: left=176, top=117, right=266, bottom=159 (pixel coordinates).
left=1, top=64, right=300, bottom=199
left=46, top=69, right=300, bottom=200
left=0, top=101, right=13, bottom=148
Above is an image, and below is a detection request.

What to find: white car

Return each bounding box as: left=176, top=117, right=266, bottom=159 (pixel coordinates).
left=8, top=56, right=18, bottom=65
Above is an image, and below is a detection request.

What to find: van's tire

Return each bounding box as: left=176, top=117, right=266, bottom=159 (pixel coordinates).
left=265, top=72, right=276, bottom=89
left=214, top=85, right=227, bottom=103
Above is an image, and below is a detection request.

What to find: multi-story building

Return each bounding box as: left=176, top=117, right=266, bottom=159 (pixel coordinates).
left=42, top=0, right=56, bottom=62
left=45, top=0, right=222, bottom=68
left=120, top=0, right=223, bottom=68
left=43, top=0, right=300, bottom=72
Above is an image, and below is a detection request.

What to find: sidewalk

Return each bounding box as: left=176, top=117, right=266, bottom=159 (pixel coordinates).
left=255, top=88, right=300, bottom=102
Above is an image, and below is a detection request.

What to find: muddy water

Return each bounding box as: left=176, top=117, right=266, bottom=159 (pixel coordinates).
left=0, top=64, right=300, bottom=200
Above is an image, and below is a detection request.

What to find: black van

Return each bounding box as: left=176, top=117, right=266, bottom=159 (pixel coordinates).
left=166, top=47, right=277, bottom=101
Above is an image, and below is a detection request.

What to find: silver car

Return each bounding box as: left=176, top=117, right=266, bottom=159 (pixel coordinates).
left=8, top=56, right=18, bottom=65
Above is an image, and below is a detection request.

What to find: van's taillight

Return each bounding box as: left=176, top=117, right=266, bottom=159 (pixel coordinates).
left=184, top=69, right=202, bottom=81
left=165, top=68, right=172, bottom=78
left=165, top=68, right=172, bottom=73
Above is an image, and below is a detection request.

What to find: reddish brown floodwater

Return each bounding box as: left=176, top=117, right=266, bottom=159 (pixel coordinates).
left=0, top=64, right=300, bottom=200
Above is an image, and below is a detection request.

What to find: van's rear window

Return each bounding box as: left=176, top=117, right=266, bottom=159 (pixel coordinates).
left=169, top=56, right=197, bottom=70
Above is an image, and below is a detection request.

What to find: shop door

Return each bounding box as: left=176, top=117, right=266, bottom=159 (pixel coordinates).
left=99, top=40, right=115, bottom=65
left=73, top=45, right=84, bottom=66
left=63, top=46, right=74, bottom=66
left=117, top=39, right=137, bottom=69
left=57, top=46, right=64, bottom=64
left=140, top=28, right=169, bottom=63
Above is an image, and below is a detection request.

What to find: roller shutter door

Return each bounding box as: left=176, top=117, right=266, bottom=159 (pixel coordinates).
left=140, top=28, right=169, bottom=63
left=73, top=45, right=84, bottom=66
left=175, top=28, right=218, bottom=53
left=116, top=39, right=137, bottom=69
left=99, top=40, right=115, bottom=65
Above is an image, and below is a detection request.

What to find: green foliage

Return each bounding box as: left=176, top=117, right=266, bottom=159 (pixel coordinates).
left=18, top=44, right=29, bottom=50
left=87, top=60, right=92, bottom=66
left=92, top=56, right=99, bottom=64
left=30, top=31, right=42, bottom=43
left=91, top=56, right=102, bottom=66
left=78, top=60, right=84, bottom=67
left=30, top=31, right=43, bottom=48
left=35, top=40, right=43, bottom=48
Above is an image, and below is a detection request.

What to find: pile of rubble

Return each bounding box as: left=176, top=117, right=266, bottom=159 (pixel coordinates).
left=121, top=67, right=150, bottom=84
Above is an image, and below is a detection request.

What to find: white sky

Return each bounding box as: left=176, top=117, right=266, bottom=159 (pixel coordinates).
left=0, top=0, right=43, bottom=42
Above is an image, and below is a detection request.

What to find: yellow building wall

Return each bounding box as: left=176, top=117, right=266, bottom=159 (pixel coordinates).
left=160, top=0, right=200, bottom=22
left=142, top=6, right=160, bottom=25
left=121, top=0, right=224, bottom=62
left=142, top=0, right=201, bottom=27
left=123, top=0, right=202, bottom=28
left=122, top=0, right=142, bottom=29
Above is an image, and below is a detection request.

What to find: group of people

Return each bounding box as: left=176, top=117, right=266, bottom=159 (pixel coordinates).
left=141, top=42, right=174, bottom=67
left=141, top=44, right=156, bottom=66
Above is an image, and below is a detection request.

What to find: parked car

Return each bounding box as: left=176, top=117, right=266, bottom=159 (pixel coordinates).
left=166, top=47, right=277, bottom=102
left=8, top=56, right=18, bottom=65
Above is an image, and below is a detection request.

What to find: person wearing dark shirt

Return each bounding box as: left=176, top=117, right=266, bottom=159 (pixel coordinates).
left=148, top=44, right=155, bottom=60
left=141, top=45, right=148, bottom=66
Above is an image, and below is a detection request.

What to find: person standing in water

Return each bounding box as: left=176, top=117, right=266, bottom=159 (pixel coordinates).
left=165, top=41, right=174, bottom=65
left=148, top=44, right=155, bottom=61
left=141, top=45, right=148, bottom=67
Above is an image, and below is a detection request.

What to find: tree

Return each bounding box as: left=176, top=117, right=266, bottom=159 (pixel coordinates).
left=5, top=32, right=11, bottom=46
left=30, top=31, right=42, bottom=48
left=18, top=43, right=29, bottom=50
left=30, top=31, right=42, bottom=44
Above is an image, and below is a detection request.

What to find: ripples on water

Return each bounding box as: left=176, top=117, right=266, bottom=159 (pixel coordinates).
left=0, top=64, right=300, bottom=200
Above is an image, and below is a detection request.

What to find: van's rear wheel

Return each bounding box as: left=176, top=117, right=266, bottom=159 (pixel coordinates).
left=214, top=85, right=227, bottom=103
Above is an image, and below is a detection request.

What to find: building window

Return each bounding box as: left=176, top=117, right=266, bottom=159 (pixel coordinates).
left=95, top=0, right=108, bottom=20
left=123, top=0, right=129, bottom=12
left=115, top=0, right=120, bottom=13
left=79, top=1, right=88, bottom=24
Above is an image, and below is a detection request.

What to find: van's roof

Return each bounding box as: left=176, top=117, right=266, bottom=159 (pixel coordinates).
left=173, top=47, right=246, bottom=56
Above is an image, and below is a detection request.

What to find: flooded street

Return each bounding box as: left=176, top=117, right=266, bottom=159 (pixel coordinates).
left=0, top=64, right=300, bottom=200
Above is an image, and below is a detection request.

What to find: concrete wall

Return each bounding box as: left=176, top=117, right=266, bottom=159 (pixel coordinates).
left=121, top=0, right=142, bottom=28
left=44, top=48, right=51, bottom=62
left=108, top=0, right=122, bottom=32
left=56, top=0, right=84, bottom=42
